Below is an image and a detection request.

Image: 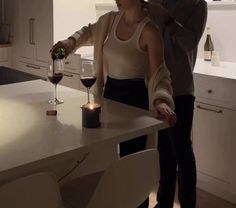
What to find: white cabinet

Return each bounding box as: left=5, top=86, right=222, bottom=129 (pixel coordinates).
left=0, top=46, right=11, bottom=67
left=18, top=0, right=53, bottom=70
left=61, top=72, right=80, bottom=90
left=9, top=0, right=96, bottom=84
left=60, top=54, right=87, bottom=91
left=193, top=73, right=236, bottom=204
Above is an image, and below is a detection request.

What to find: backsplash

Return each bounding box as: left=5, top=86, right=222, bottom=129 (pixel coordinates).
left=198, top=2, right=236, bottom=62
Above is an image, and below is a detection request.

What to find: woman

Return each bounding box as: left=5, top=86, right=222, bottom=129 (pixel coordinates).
left=52, top=0, right=176, bottom=207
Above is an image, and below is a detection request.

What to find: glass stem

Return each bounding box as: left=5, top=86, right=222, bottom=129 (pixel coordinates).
left=54, top=84, right=57, bottom=101
left=87, top=87, right=90, bottom=103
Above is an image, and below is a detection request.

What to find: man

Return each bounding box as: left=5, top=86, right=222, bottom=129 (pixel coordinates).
left=146, top=0, right=207, bottom=207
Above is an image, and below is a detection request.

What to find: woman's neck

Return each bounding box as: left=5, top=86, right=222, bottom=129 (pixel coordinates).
left=122, top=7, right=146, bottom=26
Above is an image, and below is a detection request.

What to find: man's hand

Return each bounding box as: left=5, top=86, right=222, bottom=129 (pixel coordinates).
left=146, top=0, right=173, bottom=25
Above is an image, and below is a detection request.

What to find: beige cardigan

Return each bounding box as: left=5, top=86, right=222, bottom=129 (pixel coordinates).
left=70, top=11, right=174, bottom=110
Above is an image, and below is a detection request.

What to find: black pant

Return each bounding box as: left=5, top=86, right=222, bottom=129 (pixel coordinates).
left=157, top=95, right=196, bottom=208
left=104, top=76, right=149, bottom=208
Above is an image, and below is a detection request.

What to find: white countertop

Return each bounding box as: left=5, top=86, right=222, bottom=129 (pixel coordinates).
left=75, top=46, right=93, bottom=60
left=194, top=59, right=236, bottom=80
left=0, top=80, right=166, bottom=180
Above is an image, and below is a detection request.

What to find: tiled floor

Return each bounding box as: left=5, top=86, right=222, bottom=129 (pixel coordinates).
left=149, top=187, right=236, bottom=208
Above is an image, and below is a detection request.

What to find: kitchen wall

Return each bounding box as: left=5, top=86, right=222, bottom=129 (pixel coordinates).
left=53, top=0, right=97, bottom=42
left=198, top=2, right=236, bottom=62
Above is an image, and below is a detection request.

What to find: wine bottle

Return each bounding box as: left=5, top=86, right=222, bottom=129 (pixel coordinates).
left=204, top=27, right=214, bottom=61
left=51, top=47, right=65, bottom=60
left=49, top=47, right=65, bottom=85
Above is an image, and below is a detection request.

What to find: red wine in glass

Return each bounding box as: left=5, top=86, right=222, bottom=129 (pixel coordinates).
left=80, top=76, right=97, bottom=88
left=48, top=73, right=63, bottom=85
left=80, top=60, right=96, bottom=103
left=47, top=59, right=64, bottom=105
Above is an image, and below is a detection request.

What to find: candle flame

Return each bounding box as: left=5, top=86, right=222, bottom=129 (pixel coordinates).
left=89, top=104, right=94, bottom=110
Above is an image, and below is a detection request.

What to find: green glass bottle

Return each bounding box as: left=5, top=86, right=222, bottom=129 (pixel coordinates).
left=51, top=47, right=65, bottom=60
left=204, top=27, right=214, bottom=61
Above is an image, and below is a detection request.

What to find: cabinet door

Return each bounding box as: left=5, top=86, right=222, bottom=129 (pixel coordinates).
left=60, top=72, right=80, bottom=90
left=0, top=47, right=10, bottom=66
left=18, top=0, right=52, bottom=66
left=193, top=102, right=236, bottom=198
left=18, top=0, right=35, bottom=62
left=34, top=0, right=53, bottom=65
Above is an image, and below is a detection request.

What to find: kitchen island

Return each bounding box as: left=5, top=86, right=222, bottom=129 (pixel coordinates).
left=0, top=80, right=167, bottom=185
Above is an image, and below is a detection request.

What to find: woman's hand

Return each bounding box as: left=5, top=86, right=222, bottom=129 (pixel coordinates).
left=154, top=102, right=177, bottom=126
left=50, top=38, right=75, bottom=58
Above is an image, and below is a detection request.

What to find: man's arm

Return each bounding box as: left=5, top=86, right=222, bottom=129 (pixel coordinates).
left=168, top=1, right=207, bottom=51
left=147, top=0, right=207, bottom=51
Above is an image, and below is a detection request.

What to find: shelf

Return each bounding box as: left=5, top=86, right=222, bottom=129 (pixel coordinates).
left=95, top=3, right=117, bottom=11
left=207, top=1, right=236, bottom=9
left=208, top=1, right=236, bottom=5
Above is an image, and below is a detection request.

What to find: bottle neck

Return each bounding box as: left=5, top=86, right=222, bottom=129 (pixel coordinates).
left=206, top=27, right=211, bottom=34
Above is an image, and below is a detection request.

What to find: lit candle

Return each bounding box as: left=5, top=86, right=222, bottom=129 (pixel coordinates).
left=81, top=103, right=101, bottom=128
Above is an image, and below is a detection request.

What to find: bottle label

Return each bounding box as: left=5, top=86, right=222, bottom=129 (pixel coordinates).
left=204, top=51, right=211, bottom=61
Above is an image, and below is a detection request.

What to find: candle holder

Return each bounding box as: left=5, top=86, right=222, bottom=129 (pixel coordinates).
left=81, top=103, right=101, bottom=128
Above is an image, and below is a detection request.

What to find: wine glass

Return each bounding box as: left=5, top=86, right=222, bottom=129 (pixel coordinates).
left=47, top=60, right=64, bottom=105
left=79, top=60, right=97, bottom=104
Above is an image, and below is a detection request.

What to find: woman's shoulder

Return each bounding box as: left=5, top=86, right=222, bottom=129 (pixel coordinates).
left=98, top=11, right=120, bottom=21
left=141, top=17, right=163, bottom=47
left=143, top=18, right=161, bottom=37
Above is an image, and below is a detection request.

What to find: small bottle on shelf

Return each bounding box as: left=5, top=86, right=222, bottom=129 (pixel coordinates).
left=204, top=27, right=214, bottom=61
left=211, top=51, right=220, bottom=66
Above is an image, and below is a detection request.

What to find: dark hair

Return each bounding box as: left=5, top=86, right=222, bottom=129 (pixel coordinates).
left=140, top=0, right=146, bottom=8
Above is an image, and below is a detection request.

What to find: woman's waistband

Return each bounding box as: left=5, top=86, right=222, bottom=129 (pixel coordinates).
left=106, top=76, right=145, bottom=84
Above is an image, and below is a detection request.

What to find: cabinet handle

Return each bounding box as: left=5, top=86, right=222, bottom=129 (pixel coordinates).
left=31, top=18, right=35, bottom=45
left=26, top=64, right=40, bottom=70
left=207, top=89, right=213, bottom=94
left=196, top=105, right=223, bottom=114
left=29, top=19, right=32, bottom=44
left=65, top=61, right=69, bottom=65
left=64, top=73, right=73, bottom=77
left=29, top=18, right=36, bottom=45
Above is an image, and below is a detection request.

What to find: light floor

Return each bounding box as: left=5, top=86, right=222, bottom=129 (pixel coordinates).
left=149, top=188, right=236, bottom=208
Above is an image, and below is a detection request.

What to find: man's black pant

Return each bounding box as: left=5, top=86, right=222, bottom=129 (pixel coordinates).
left=157, top=95, right=196, bottom=208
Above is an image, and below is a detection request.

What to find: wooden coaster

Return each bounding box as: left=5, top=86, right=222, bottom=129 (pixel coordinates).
left=46, top=110, right=57, bottom=116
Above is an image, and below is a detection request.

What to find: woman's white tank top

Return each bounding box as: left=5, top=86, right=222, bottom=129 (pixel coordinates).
left=103, top=12, right=150, bottom=79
